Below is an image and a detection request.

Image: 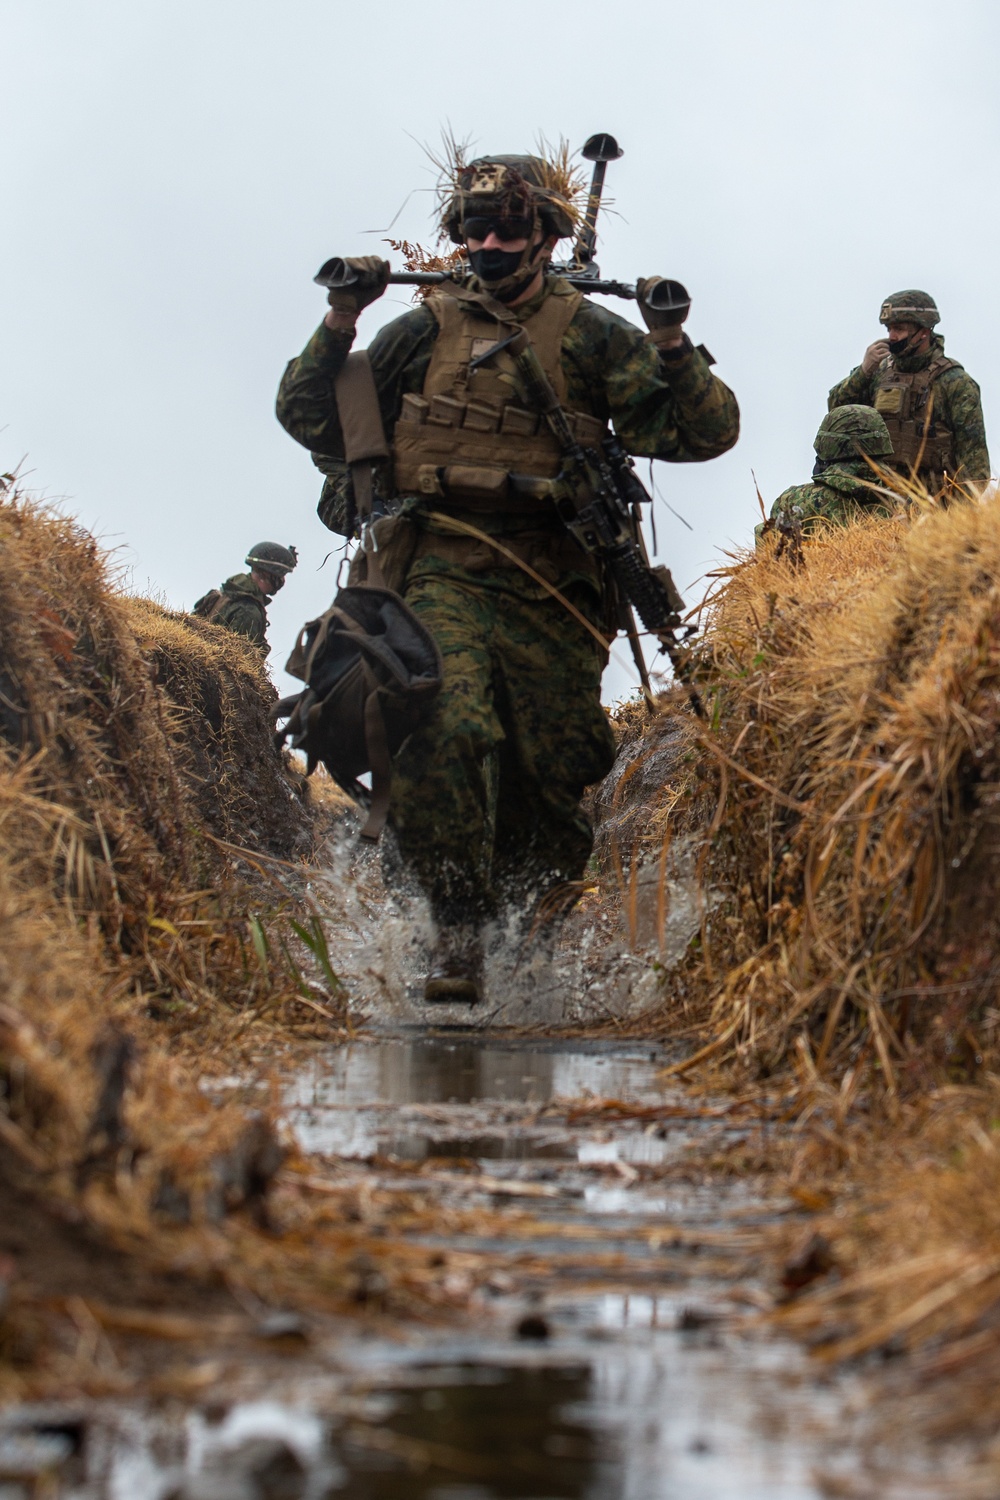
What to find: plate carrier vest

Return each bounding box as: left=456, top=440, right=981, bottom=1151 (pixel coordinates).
left=392, top=278, right=607, bottom=513
left=872, top=353, right=961, bottom=486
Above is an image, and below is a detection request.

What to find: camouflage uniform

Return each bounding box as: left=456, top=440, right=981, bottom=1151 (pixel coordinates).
left=762, top=405, right=898, bottom=536
left=766, top=461, right=898, bottom=532
left=206, top=574, right=271, bottom=655
left=278, top=276, right=738, bottom=930
left=829, top=292, right=989, bottom=492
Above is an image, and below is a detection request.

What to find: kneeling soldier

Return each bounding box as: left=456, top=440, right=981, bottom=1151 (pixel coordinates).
left=764, top=406, right=897, bottom=536
left=276, top=150, right=740, bottom=1002
left=192, top=542, right=298, bottom=657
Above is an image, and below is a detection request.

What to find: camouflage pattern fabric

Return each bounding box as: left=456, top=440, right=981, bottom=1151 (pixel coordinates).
left=829, top=334, right=990, bottom=484
left=277, top=275, right=741, bottom=541
left=212, top=574, right=271, bottom=655
left=276, top=274, right=738, bottom=929
left=388, top=566, right=616, bottom=927
left=762, top=461, right=899, bottom=536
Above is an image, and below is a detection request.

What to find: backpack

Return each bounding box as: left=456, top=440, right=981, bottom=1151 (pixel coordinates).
left=191, top=587, right=225, bottom=621
left=274, top=585, right=442, bottom=841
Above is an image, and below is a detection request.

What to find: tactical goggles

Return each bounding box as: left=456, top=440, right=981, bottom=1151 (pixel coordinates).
left=461, top=214, right=534, bottom=244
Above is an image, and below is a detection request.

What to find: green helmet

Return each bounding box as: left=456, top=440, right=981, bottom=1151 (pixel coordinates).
left=442, top=155, right=576, bottom=245
left=245, top=541, right=298, bottom=576
left=879, top=289, right=940, bottom=329
left=815, top=405, right=893, bottom=462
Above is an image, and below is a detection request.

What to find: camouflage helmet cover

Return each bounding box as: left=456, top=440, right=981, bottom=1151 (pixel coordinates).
left=879, top=289, right=940, bottom=329
left=815, top=405, right=893, bottom=462
left=246, top=541, right=298, bottom=576
left=443, top=155, right=576, bottom=245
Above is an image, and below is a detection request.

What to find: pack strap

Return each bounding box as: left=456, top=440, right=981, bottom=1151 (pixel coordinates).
left=334, top=351, right=389, bottom=524
left=359, top=664, right=393, bottom=842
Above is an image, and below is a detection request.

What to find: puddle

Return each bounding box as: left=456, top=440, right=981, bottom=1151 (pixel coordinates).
left=8, top=1030, right=966, bottom=1497
left=285, top=1036, right=667, bottom=1160
left=22, top=1338, right=877, bottom=1499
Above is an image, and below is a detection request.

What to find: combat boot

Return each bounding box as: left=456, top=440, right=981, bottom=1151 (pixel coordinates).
left=424, top=926, right=484, bottom=1004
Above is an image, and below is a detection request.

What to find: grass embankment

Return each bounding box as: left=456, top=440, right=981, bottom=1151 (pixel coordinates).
left=0, top=486, right=448, bottom=1396
left=607, top=489, right=1000, bottom=1449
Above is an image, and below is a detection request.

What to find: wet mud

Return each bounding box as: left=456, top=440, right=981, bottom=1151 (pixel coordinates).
left=4, top=1026, right=977, bottom=1498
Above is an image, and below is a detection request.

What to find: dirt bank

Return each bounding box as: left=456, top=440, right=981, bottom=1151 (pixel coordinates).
left=596, top=490, right=1000, bottom=1471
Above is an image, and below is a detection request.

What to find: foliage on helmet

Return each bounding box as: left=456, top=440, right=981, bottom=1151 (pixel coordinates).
left=245, top=541, right=298, bottom=575
left=878, top=289, right=940, bottom=329
left=814, top=405, right=893, bottom=461
left=385, top=238, right=467, bottom=301
left=432, top=133, right=587, bottom=245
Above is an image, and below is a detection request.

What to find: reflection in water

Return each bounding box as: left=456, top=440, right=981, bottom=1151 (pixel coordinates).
left=288, top=1038, right=662, bottom=1110
left=285, top=1039, right=664, bottom=1159
left=338, top=1363, right=616, bottom=1499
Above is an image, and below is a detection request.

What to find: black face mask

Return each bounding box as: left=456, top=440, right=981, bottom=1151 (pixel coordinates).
left=468, top=246, right=525, bottom=285
left=888, top=334, right=914, bottom=359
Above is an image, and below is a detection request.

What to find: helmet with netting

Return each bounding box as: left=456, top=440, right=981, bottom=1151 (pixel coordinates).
left=442, top=155, right=577, bottom=245
left=878, top=290, right=940, bottom=329
left=245, top=541, right=298, bottom=576
left=814, top=405, right=893, bottom=462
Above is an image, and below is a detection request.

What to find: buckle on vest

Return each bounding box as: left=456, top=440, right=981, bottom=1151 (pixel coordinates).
left=417, top=465, right=445, bottom=496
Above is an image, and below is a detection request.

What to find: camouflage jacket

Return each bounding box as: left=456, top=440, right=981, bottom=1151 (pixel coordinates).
left=763, top=460, right=900, bottom=535
left=276, top=276, right=740, bottom=538
left=828, top=334, right=990, bottom=484
left=211, top=574, right=270, bottom=655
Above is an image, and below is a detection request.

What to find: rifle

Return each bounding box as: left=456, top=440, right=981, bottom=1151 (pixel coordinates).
left=503, top=328, right=705, bottom=718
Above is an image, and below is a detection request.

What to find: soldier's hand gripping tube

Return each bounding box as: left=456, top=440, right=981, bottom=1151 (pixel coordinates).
left=635, top=278, right=691, bottom=330
left=322, top=256, right=391, bottom=318
left=503, top=328, right=705, bottom=718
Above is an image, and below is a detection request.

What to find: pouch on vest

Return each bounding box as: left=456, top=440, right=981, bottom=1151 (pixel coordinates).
left=274, top=586, right=443, bottom=842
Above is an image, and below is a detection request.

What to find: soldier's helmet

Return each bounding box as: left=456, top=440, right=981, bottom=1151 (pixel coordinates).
left=878, top=290, right=940, bottom=329
left=815, top=406, right=893, bottom=462
left=443, top=155, right=577, bottom=245
left=245, top=542, right=298, bottom=576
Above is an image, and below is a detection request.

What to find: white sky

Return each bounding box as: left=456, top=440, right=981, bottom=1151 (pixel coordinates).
left=3, top=0, right=998, bottom=704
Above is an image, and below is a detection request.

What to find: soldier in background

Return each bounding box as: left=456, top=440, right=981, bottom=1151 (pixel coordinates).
left=192, top=542, right=298, bottom=657
left=828, top=290, right=989, bottom=496
left=762, top=406, right=898, bottom=536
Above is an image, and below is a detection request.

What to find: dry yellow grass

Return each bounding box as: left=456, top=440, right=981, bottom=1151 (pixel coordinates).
left=598, top=488, right=1000, bottom=1439
left=613, top=491, right=1000, bottom=1104
left=0, top=485, right=355, bottom=1277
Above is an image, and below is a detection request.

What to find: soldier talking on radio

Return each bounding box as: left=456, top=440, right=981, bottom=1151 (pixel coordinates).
left=828, top=290, right=990, bottom=497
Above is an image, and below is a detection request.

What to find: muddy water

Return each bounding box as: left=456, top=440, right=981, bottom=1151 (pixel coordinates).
left=13, top=1032, right=964, bottom=1497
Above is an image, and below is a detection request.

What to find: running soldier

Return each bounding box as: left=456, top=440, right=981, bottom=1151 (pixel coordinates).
left=276, top=150, right=739, bottom=1002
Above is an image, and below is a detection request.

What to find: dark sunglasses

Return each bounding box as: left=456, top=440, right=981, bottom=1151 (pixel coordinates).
left=462, top=215, right=534, bottom=243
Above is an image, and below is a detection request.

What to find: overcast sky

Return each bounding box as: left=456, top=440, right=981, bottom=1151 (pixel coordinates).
left=3, top=0, right=999, bottom=703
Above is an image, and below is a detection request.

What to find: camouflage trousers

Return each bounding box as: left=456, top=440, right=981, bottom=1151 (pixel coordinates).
left=387, top=569, right=617, bottom=929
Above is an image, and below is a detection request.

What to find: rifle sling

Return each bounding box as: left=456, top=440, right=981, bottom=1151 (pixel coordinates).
left=359, top=664, right=393, bottom=842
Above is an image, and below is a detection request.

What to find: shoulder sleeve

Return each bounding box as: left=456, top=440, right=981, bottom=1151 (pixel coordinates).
left=939, top=367, right=991, bottom=482
left=561, top=300, right=739, bottom=462
left=828, top=366, right=873, bottom=410
left=275, top=304, right=438, bottom=456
